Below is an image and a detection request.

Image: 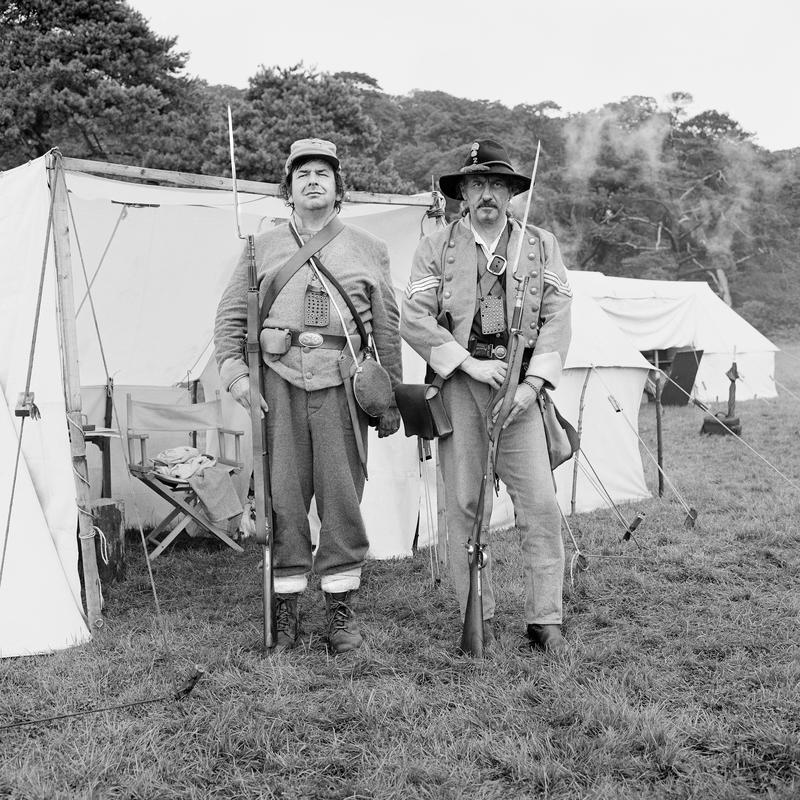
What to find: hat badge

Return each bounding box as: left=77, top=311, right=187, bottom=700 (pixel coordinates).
left=470, top=141, right=480, bottom=164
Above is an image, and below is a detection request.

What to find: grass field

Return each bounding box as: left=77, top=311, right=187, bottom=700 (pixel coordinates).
left=1, top=348, right=799, bottom=799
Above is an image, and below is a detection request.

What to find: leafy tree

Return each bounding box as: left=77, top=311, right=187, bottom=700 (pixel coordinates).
left=207, top=64, right=411, bottom=193
left=0, top=0, right=191, bottom=169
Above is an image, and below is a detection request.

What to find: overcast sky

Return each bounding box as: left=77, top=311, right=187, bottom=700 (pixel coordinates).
left=127, top=0, right=799, bottom=152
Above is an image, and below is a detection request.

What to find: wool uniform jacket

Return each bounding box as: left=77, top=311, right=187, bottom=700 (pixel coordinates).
left=215, top=220, right=402, bottom=395
left=401, top=216, right=572, bottom=389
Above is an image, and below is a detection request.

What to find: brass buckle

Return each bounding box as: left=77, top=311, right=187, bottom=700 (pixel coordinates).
left=492, top=345, right=507, bottom=360
left=298, top=331, right=324, bottom=348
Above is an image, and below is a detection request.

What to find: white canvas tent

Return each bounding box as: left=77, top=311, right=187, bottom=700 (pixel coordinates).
left=570, top=271, right=778, bottom=402
left=1, top=153, right=652, bottom=657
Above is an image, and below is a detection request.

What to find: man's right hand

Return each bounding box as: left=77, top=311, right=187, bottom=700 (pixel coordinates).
left=230, top=375, right=269, bottom=414
left=460, top=356, right=508, bottom=389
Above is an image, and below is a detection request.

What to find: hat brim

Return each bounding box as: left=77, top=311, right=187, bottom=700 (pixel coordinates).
left=439, top=167, right=531, bottom=200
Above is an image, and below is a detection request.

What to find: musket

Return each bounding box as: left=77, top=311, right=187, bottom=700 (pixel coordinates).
left=228, top=106, right=274, bottom=652
left=460, top=142, right=542, bottom=658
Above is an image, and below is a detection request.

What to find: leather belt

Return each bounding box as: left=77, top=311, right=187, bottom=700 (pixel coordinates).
left=469, top=341, right=508, bottom=360
left=290, top=330, right=348, bottom=350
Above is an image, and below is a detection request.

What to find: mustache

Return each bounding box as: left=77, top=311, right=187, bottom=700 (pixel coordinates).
left=477, top=201, right=498, bottom=208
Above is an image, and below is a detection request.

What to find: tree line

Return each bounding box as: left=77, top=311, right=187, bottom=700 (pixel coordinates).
left=2, top=0, right=798, bottom=334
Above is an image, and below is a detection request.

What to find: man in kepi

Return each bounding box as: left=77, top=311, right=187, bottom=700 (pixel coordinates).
left=214, top=138, right=402, bottom=654
left=401, top=140, right=572, bottom=653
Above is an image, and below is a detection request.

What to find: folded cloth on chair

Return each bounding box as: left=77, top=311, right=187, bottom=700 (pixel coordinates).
left=154, top=447, right=217, bottom=481
left=188, top=465, right=243, bottom=522
left=154, top=445, right=201, bottom=466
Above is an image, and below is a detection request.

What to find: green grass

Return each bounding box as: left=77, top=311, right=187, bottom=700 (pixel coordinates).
left=2, top=350, right=799, bottom=799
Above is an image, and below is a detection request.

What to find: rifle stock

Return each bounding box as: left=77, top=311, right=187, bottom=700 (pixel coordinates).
left=459, top=473, right=488, bottom=656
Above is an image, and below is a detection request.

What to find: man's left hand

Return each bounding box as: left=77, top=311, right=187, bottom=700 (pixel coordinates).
left=492, top=380, right=542, bottom=429
left=377, top=407, right=402, bottom=438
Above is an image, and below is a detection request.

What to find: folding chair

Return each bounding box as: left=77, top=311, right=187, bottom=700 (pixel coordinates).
left=126, top=392, right=245, bottom=560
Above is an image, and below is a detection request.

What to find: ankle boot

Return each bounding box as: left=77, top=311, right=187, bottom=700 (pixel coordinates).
left=324, top=590, right=363, bottom=654
left=273, top=593, right=300, bottom=652
left=526, top=623, right=568, bottom=655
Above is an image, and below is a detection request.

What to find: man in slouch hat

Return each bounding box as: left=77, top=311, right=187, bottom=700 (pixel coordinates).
left=215, top=138, right=402, bottom=654
left=401, top=139, right=572, bottom=653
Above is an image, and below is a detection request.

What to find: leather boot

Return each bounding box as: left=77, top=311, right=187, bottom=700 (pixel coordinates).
left=324, top=590, right=363, bottom=654
left=273, top=593, right=300, bottom=652
left=527, top=623, right=568, bottom=655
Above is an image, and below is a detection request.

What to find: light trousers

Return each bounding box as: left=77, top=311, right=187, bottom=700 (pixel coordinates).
left=438, top=371, right=564, bottom=624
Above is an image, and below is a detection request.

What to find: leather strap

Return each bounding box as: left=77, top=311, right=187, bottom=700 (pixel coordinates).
left=289, top=331, right=348, bottom=350
left=476, top=223, right=511, bottom=298
left=287, top=223, right=370, bottom=351
left=260, top=216, right=345, bottom=320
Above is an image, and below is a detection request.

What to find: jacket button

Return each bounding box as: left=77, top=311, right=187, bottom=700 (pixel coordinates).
left=305, top=371, right=313, bottom=379
left=528, top=237, right=536, bottom=245
left=530, top=286, right=538, bottom=294
left=444, top=290, right=452, bottom=299
left=528, top=252, right=536, bottom=260
left=445, top=273, right=453, bottom=281
left=448, top=241, right=455, bottom=247
left=447, top=256, right=455, bottom=264
left=529, top=322, right=536, bottom=329
left=527, top=338, right=535, bottom=347
left=302, top=346, right=310, bottom=353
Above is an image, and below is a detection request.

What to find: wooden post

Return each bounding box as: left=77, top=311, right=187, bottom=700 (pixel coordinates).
left=101, top=378, right=113, bottom=498
left=48, top=151, right=104, bottom=631
left=91, top=499, right=126, bottom=584
left=654, top=352, right=665, bottom=497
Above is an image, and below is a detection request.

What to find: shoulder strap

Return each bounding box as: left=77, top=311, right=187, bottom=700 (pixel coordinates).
left=287, top=223, right=370, bottom=351
left=260, top=216, right=345, bottom=320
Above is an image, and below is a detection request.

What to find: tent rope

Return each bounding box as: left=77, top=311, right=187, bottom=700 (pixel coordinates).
left=573, top=456, right=642, bottom=549
left=64, top=188, right=180, bottom=697
left=75, top=204, right=128, bottom=317
left=589, top=365, right=695, bottom=516
left=656, top=366, right=800, bottom=494
left=772, top=377, right=800, bottom=403
left=0, top=183, right=57, bottom=592
left=730, top=369, right=774, bottom=406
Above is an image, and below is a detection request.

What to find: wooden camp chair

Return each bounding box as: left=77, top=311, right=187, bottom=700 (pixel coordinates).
left=126, top=392, right=245, bottom=560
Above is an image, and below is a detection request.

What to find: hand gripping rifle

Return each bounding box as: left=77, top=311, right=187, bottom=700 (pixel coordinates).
left=228, top=107, right=274, bottom=652
left=460, top=142, right=542, bottom=657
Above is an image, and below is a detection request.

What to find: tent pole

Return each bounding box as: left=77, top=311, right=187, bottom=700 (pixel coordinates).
left=571, top=371, right=592, bottom=515
left=48, top=151, right=104, bottom=632
left=436, top=443, right=448, bottom=570
left=654, top=352, right=665, bottom=497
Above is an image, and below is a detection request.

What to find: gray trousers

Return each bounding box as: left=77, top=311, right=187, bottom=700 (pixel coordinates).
left=438, top=372, right=564, bottom=625
left=264, top=371, right=369, bottom=582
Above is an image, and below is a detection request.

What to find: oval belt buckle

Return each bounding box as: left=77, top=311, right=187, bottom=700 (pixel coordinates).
left=493, top=345, right=507, bottom=360
left=298, top=331, right=324, bottom=348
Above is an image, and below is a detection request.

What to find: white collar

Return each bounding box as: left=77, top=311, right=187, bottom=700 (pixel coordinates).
left=469, top=219, right=506, bottom=261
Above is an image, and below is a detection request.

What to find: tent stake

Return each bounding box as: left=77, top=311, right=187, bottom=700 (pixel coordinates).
left=48, top=151, right=104, bottom=632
